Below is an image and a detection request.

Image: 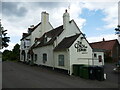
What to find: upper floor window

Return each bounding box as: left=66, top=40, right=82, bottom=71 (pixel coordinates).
left=24, top=39, right=30, bottom=48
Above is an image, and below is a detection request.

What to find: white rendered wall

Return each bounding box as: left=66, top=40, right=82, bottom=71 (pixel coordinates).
left=33, top=45, right=54, bottom=67
left=54, top=51, right=69, bottom=70
left=31, top=25, right=42, bottom=46
left=92, top=52, right=104, bottom=66
left=31, top=23, right=53, bottom=46
left=20, top=35, right=30, bottom=62
left=69, top=35, right=93, bottom=75
left=57, top=21, right=80, bottom=45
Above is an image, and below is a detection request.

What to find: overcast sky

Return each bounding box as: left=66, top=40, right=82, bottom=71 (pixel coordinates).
left=0, top=0, right=119, bottom=51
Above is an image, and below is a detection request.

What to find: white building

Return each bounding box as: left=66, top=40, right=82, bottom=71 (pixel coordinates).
left=20, top=10, right=104, bottom=75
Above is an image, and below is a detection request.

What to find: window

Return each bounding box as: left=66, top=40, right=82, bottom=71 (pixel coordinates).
left=35, top=54, right=37, bottom=61
left=58, top=55, right=64, bottom=66
left=98, top=55, right=102, bottom=62
left=43, top=53, right=47, bottom=63
left=94, top=53, right=97, bottom=58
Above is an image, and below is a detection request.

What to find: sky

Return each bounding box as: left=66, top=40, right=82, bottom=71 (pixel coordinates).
left=0, top=0, right=119, bottom=51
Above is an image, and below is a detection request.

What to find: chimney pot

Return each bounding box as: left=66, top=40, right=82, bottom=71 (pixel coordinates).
left=65, top=9, right=67, bottom=13
left=103, top=38, right=105, bottom=41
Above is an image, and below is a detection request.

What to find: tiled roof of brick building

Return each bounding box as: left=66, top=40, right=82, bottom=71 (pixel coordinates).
left=90, top=39, right=119, bottom=50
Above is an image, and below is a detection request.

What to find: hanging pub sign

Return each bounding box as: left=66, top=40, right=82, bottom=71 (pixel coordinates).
left=74, top=41, right=87, bottom=52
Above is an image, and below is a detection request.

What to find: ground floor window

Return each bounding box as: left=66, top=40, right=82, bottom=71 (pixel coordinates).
left=35, top=54, right=37, bottom=62
left=43, top=53, right=47, bottom=63
left=58, top=55, right=64, bottom=66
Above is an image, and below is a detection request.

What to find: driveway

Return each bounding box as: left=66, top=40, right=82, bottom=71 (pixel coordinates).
left=2, top=61, right=119, bottom=88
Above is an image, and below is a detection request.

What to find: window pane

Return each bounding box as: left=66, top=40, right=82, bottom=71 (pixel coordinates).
left=94, top=53, right=97, bottom=57
left=58, top=55, right=64, bottom=66
left=98, top=55, right=102, bottom=62
left=43, top=53, right=47, bottom=63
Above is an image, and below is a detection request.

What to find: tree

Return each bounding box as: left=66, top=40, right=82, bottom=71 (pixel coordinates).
left=12, top=43, right=20, bottom=61
left=2, top=50, right=12, bottom=61
left=2, top=44, right=20, bottom=61
left=0, top=19, right=10, bottom=49
left=115, top=25, right=120, bottom=34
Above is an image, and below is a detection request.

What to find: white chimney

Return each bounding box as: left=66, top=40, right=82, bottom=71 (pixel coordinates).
left=41, top=11, right=49, bottom=23
left=63, top=9, right=70, bottom=30
left=41, top=11, right=49, bottom=35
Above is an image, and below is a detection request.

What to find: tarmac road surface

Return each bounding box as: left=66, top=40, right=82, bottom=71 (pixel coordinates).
left=2, top=61, right=119, bottom=88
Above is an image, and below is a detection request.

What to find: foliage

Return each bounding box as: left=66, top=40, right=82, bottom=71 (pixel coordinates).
left=0, top=20, right=10, bottom=48
left=12, top=44, right=20, bottom=60
left=2, top=50, right=12, bottom=61
left=2, top=43, right=20, bottom=61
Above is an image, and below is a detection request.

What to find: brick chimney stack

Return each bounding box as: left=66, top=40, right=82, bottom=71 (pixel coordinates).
left=103, top=38, right=105, bottom=42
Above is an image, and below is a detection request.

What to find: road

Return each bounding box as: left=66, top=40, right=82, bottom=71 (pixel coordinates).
left=2, top=61, right=119, bottom=88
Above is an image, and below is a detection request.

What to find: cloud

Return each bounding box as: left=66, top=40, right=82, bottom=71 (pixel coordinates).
left=31, top=2, right=65, bottom=9
left=87, top=34, right=117, bottom=43
left=1, top=1, right=119, bottom=51
left=102, top=3, right=118, bottom=29
left=2, top=2, right=28, bottom=17
left=82, top=1, right=118, bottom=30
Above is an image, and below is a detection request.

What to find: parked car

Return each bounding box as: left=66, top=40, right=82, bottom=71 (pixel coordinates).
left=113, top=60, right=120, bottom=73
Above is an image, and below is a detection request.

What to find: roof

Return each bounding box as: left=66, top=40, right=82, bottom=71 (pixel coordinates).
left=20, top=20, right=74, bottom=41
left=20, top=22, right=41, bottom=41
left=34, top=25, right=64, bottom=48
left=90, top=39, right=119, bottom=50
left=54, top=34, right=80, bottom=51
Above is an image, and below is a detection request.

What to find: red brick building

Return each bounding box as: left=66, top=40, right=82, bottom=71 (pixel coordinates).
left=90, top=39, right=120, bottom=62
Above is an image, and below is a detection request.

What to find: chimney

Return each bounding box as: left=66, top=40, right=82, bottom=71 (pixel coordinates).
left=63, top=9, right=70, bottom=30
left=41, top=11, right=49, bottom=35
left=30, top=25, right=34, bottom=29
left=103, top=38, right=105, bottom=42
left=41, top=11, right=49, bottom=24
